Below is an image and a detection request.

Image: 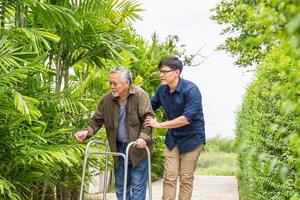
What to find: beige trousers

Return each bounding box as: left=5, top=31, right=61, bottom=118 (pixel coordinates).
left=162, top=144, right=203, bottom=200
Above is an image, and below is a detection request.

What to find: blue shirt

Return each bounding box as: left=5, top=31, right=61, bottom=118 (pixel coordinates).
left=151, top=78, right=205, bottom=154
left=117, top=102, right=127, bottom=142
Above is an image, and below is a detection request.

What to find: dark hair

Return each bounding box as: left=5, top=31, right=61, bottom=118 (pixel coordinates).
left=158, top=56, right=183, bottom=73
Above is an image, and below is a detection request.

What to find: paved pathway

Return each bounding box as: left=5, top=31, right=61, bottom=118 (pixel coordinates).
left=86, top=175, right=239, bottom=200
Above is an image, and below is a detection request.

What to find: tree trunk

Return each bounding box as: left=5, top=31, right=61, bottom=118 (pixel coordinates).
left=62, top=189, right=71, bottom=200
left=55, top=53, right=62, bottom=92
left=23, top=5, right=28, bottom=28
left=63, top=65, right=69, bottom=89
left=0, top=2, right=5, bottom=27
left=15, top=4, right=20, bottom=27
left=41, top=185, right=47, bottom=200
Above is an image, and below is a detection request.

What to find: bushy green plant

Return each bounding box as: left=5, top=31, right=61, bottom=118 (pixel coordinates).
left=212, top=1, right=300, bottom=199
left=236, top=42, right=299, bottom=200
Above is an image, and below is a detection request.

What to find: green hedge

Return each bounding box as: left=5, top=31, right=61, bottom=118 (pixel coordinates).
left=236, top=42, right=300, bottom=200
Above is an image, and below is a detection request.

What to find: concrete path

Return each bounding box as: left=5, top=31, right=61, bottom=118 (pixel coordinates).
left=86, top=175, right=239, bottom=200
left=148, top=176, right=239, bottom=200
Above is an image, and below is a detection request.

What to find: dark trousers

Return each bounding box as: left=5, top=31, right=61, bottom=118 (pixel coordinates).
left=114, top=141, right=148, bottom=200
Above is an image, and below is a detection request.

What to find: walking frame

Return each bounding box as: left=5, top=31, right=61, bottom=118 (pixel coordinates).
left=79, top=140, right=152, bottom=200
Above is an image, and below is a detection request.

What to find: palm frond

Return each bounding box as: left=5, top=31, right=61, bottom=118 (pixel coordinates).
left=0, top=68, right=28, bottom=87
left=103, top=0, right=143, bottom=23
left=0, top=177, right=20, bottom=200
left=18, top=28, right=60, bottom=51
left=12, top=89, right=42, bottom=121
left=24, top=0, right=81, bottom=29
left=114, top=0, right=143, bottom=22
left=0, top=36, right=37, bottom=71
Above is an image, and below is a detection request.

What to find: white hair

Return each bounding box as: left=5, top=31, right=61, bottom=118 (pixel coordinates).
left=109, top=66, right=133, bottom=84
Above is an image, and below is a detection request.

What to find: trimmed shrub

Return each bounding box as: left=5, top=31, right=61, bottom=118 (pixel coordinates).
left=236, top=42, right=300, bottom=200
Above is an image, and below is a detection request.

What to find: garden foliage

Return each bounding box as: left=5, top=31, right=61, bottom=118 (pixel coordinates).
left=0, top=0, right=190, bottom=199
left=212, top=0, right=300, bottom=199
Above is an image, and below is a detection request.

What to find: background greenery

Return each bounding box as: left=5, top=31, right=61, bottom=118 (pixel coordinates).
left=0, top=0, right=193, bottom=199
left=3, top=0, right=300, bottom=199
left=212, top=0, right=300, bottom=199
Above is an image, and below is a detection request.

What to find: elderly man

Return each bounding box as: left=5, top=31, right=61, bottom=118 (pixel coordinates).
left=75, top=66, right=154, bottom=200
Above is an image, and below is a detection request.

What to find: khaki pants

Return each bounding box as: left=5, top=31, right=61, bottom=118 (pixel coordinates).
left=162, top=144, right=203, bottom=200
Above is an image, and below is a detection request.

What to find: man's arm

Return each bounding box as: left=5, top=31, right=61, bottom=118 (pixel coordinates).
left=150, top=87, right=161, bottom=111
left=75, top=99, right=104, bottom=142
left=145, top=85, right=201, bottom=129
left=136, top=90, right=155, bottom=148
left=144, top=115, right=189, bottom=129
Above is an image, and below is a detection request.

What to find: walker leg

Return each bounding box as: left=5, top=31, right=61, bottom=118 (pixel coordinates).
left=79, top=140, right=125, bottom=200
left=123, top=142, right=152, bottom=200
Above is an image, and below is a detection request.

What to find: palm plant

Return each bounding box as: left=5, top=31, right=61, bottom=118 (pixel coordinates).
left=0, top=0, right=193, bottom=199
left=0, top=0, right=143, bottom=199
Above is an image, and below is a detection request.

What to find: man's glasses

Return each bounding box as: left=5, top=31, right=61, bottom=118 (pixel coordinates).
left=158, top=69, right=175, bottom=75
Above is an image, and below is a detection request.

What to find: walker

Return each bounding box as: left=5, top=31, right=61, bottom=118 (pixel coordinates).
left=79, top=140, right=152, bottom=200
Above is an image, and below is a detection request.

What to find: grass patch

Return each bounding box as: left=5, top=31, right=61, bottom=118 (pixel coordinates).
left=195, top=136, right=238, bottom=176
left=196, top=151, right=237, bottom=175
